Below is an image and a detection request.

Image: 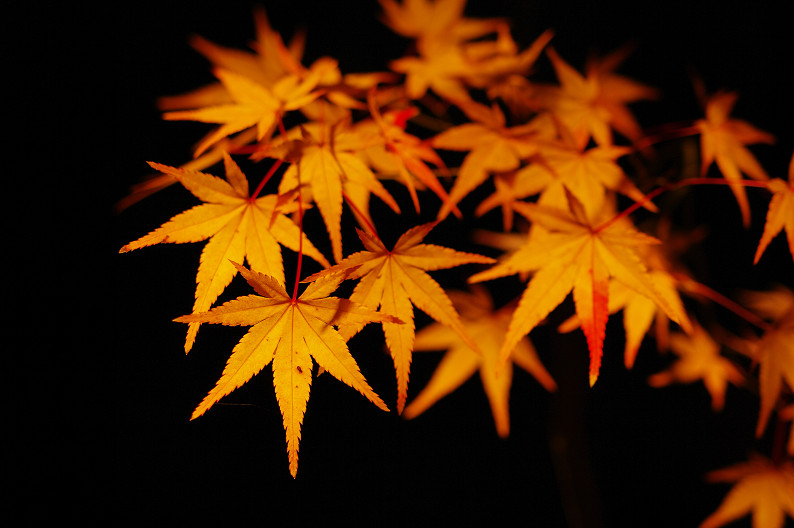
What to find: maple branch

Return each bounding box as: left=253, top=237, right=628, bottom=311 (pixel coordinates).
left=594, top=177, right=773, bottom=233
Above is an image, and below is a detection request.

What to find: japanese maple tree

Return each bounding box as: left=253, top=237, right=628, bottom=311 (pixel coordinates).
left=119, top=1, right=793, bottom=525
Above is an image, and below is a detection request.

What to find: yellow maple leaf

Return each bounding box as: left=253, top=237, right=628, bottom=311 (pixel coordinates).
left=176, top=263, right=397, bottom=477
left=695, top=90, right=775, bottom=227
left=403, top=286, right=556, bottom=437
left=163, top=67, right=323, bottom=157
left=648, top=321, right=743, bottom=411
left=559, top=270, right=692, bottom=370
left=269, top=121, right=401, bottom=263
left=755, top=150, right=794, bottom=264
left=700, top=455, right=794, bottom=528
left=470, top=189, right=687, bottom=386
left=120, top=152, right=330, bottom=352
left=477, top=139, right=653, bottom=223
left=431, top=103, right=540, bottom=220
left=305, top=222, right=495, bottom=413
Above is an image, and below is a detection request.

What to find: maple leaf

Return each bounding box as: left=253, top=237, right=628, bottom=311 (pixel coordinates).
left=755, top=150, right=794, bottom=264
left=117, top=128, right=258, bottom=211
left=120, top=153, right=330, bottom=352
left=700, top=455, right=794, bottom=528
left=176, top=263, right=397, bottom=477
left=532, top=46, right=658, bottom=147
left=378, top=0, right=503, bottom=47
left=357, top=96, right=459, bottom=216
left=305, top=222, right=495, bottom=413
left=391, top=25, right=552, bottom=106
left=469, top=189, right=688, bottom=386
left=268, top=121, right=401, bottom=264
left=737, top=288, right=794, bottom=438
left=476, top=138, right=653, bottom=223
left=403, top=286, right=556, bottom=437
left=557, top=223, right=694, bottom=369
left=559, top=270, right=692, bottom=369
left=582, top=45, right=660, bottom=144
left=647, top=322, right=743, bottom=411
left=695, top=90, right=775, bottom=227
left=163, top=67, right=323, bottom=157
left=431, top=103, right=540, bottom=220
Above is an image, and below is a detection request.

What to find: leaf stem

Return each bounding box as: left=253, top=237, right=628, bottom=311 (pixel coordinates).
left=594, top=177, right=772, bottom=233
left=250, top=158, right=284, bottom=201
left=342, top=190, right=382, bottom=243
left=292, top=170, right=305, bottom=302
left=632, top=122, right=700, bottom=151
left=676, top=275, right=774, bottom=333
left=273, top=111, right=304, bottom=302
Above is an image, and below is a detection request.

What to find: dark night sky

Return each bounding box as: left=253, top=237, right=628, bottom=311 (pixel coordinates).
left=18, top=1, right=793, bottom=525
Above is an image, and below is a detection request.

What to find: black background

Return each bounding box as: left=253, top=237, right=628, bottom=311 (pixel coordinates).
left=18, top=0, right=793, bottom=525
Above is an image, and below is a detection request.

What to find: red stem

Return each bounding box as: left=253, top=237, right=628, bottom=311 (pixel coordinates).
left=292, top=174, right=305, bottom=302
left=632, top=123, right=701, bottom=151
left=250, top=158, right=283, bottom=201
left=594, top=177, right=772, bottom=233
left=342, top=190, right=382, bottom=243
left=676, top=274, right=773, bottom=333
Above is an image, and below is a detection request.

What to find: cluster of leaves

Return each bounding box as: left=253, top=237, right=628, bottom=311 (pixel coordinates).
left=120, top=1, right=794, bottom=524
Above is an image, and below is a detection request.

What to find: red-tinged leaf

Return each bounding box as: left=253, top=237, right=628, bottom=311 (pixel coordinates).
left=471, top=189, right=687, bottom=385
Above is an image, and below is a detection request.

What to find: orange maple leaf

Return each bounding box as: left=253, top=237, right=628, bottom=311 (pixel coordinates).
left=647, top=321, right=743, bottom=411
left=358, top=95, right=458, bottom=216
left=120, top=153, right=330, bottom=352
left=176, top=263, right=397, bottom=477
left=755, top=150, right=794, bottom=264
left=305, top=222, right=495, bottom=412
left=403, top=286, right=556, bottom=437
left=378, top=0, right=503, bottom=46
left=695, top=90, right=775, bottom=227
left=470, top=189, right=687, bottom=386
left=700, top=455, right=794, bottom=528
left=532, top=46, right=657, bottom=147
left=744, top=293, right=794, bottom=438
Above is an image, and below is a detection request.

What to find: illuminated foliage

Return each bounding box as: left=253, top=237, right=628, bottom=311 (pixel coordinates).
left=119, top=2, right=793, bottom=524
